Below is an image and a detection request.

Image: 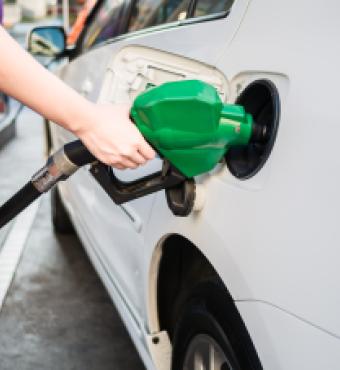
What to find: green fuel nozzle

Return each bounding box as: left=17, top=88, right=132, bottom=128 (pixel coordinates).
left=0, top=80, right=266, bottom=228
left=131, top=79, right=260, bottom=178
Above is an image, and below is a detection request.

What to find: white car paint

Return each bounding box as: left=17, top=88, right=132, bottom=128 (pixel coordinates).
left=50, top=0, right=340, bottom=368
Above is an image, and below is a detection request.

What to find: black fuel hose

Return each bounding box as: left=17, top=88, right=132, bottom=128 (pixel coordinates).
left=0, top=183, right=41, bottom=228
left=0, top=140, right=95, bottom=229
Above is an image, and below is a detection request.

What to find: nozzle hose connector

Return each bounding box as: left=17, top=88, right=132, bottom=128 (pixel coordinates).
left=0, top=140, right=95, bottom=229
left=31, top=147, right=79, bottom=193
left=32, top=141, right=95, bottom=194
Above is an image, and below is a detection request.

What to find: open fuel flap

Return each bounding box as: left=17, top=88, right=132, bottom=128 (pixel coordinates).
left=226, top=79, right=280, bottom=179
left=94, top=47, right=277, bottom=214
left=98, top=45, right=229, bottom=104
left=97, top=46, right=231, bottom=216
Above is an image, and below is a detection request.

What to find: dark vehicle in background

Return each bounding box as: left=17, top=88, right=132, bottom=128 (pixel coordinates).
left=0, top=93, right=7, bottom=119
left=0, top=92, right=20, bottom=148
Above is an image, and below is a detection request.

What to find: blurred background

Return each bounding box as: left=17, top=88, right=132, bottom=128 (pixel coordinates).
left=0, top=3, right=146, bottom=369
left=3, top=0, right=89, bottom=30
left=0, top=0, right=96, bottom=136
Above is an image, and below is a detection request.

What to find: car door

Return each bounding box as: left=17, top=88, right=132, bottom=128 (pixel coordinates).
left=52, top=0, right=250, bottom=327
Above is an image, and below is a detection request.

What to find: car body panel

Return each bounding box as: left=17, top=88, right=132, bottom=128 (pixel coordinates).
left=62, top=197, right=157, bottom=369
left=237, top=301, right=340, bottom=370
left=211, top=0, right=340, bottom=336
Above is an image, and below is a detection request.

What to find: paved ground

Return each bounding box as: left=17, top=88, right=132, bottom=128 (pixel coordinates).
left=0, top=109, right=145, bottom=370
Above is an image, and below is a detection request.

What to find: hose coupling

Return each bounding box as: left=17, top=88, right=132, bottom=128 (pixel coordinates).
left=31, top=148, right=79, bottom=193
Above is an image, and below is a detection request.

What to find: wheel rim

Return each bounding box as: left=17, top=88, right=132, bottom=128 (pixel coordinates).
left=183, top=334, right=233, bottom=370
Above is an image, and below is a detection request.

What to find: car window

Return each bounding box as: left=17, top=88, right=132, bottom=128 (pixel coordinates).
left=128, top=0, right=191, bottom=32
left=82, top=0, right=125, bottom=50
left=193, top=0, right=234, bottom=18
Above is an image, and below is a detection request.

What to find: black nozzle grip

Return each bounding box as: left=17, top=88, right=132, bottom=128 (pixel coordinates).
left=64, top=140, right=96, bottom=166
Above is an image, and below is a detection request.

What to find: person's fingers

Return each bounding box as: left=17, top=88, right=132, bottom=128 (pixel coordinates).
left=126, top=150, right=147, bottom=165
left=118, top=144, right=146, bottom=166
left=118, top=157, right=138, bottom=169
left=138, top=141, right=156, bottom=160
left=113, top=164, right=125, bottom=170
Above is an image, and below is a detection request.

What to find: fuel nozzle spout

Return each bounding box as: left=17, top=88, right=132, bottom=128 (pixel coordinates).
left=216, top=104, right=271, bottom=147
left=251, top=121, right=271, bottom=144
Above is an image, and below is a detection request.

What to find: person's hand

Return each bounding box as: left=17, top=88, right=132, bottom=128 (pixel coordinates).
left=74, top=103, right=155, bottom=169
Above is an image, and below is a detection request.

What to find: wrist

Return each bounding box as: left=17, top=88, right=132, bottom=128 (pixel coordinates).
left=64, top=98, right=97, bottom=137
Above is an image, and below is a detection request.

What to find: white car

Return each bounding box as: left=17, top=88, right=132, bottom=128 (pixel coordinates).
left=29, top=0, right=340, bottom=369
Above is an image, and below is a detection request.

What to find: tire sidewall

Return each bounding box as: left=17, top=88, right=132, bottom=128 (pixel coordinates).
left=171, top=280, right=261, bottom=370
left=51, top=187, right=74, bottom=234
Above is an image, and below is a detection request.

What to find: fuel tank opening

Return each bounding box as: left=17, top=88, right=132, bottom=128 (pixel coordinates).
left=226, top=79, right=280, bottom=179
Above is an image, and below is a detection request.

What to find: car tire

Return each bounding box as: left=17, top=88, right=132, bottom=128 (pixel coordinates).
left=51, top=187, right=74, bottom=234
left=171, top=280, right=262, bottom=370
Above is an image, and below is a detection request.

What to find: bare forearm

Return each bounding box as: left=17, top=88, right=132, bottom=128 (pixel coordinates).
left=0, top=26, right=155, bottom=168
left=0, top=26, right=91, bottom=133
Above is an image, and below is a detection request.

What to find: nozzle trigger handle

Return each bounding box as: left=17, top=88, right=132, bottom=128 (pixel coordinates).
left=90, top=161, right=186, bottom=205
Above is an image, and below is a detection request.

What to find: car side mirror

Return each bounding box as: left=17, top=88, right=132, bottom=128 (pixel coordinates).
left=28, top=26, right=66, bottom=57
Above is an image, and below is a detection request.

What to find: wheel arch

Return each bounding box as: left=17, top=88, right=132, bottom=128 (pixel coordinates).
left=147, top=233, right=241, bottom=335
left=146, top=233, right=262, bottom=368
